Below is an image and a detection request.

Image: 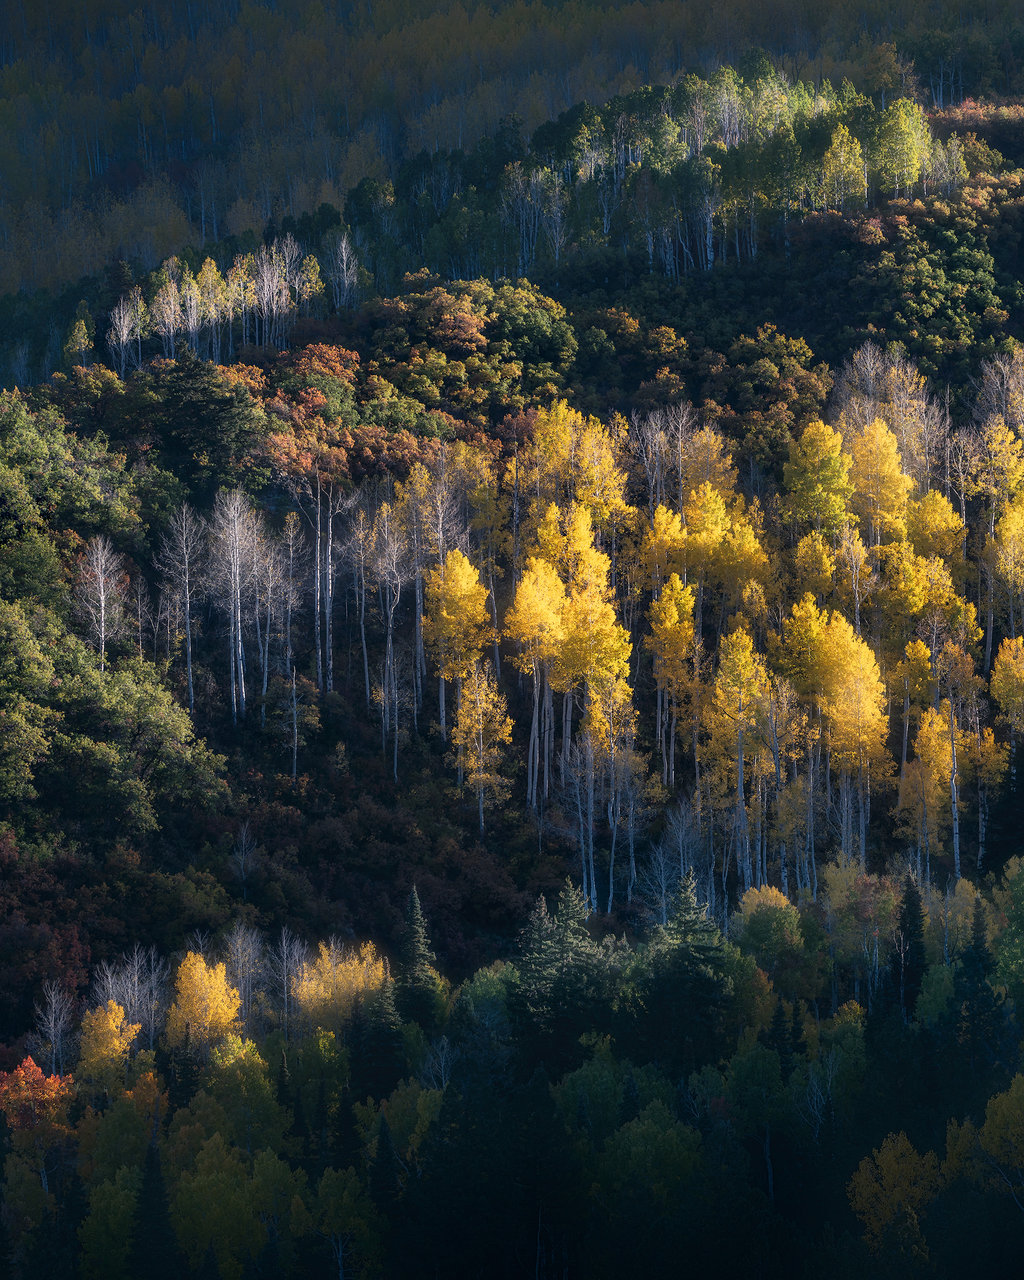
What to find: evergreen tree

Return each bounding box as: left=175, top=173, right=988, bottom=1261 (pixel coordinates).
left=956, top=895, right=1002, bottom=1076
left=508, top=880, right=611, bottom=1071
left=891, top=874, right=927, bottom=1023
left=275, top=1048, right=291, bottom=1110
left=619, top=872, right=732, bottom=1075
left=350, top=975, right=405, bottom=1102
left=762, top=998, right=795, bottom=1082
left=128, top=1142, right=184, bottom=1280
left=369, top=1115, right=405, bottom=1217
left=395, top=886, right=443, bottom=1032
left=150, top=348, right=269, bottom=500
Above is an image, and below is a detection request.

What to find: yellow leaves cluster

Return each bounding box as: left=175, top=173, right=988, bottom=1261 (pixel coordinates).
left=78, top=1001, right=140, bottom=1099
left=165, top=953, right=241, bottom=1058
left=423, top=548, right=492, bottom=682
left=292, top=941, right=385, bottom=1033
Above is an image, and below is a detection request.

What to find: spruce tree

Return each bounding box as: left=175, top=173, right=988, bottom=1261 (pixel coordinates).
left=956, top=895, right=1002, bottom=1075
left=128, top=1142, right=184, bottom=1280
left=351, top=975, right=405, bottom=1101
left=892, top=874, right=927, bottom=1023
left=396, top=886, right=442, bottom=1032
left=621, top=871, right=732, bottom=1074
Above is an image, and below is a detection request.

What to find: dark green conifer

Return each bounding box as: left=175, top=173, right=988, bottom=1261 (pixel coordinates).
left=369, top=1115, right=405, bottom=1216
left=892, top=874, right=927, bottom=1023
left=957, top=894, right=1002, bottom=1074
left=275, top=1048, right=291, bottom=1109
left=129, top=1141, right=184, bottom=1280
left=396, top=885, right=442, bottom=1032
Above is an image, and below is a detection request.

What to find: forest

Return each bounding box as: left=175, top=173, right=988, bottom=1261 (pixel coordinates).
left=3, top=5, right=1024, bottom=1277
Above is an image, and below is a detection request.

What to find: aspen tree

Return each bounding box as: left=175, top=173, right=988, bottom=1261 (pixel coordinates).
left=820, top=124, right=866, bottom=212
left=680, top=481, right=729, bottom=633
left=164, top=954, right=240, bottom=1061
left=422, top=547, right=491, bottom=739
left=505, top=554, right=567, bottom=807
left=209, top=490, right=255, bottom=723
left=972, top=415, right=1024, bottom=668
left=156, top=505, right=205, bottom=713
left=849, top=418, right=911, bottom=546
left=78, top=1001, right=140, bottom=1101
left=646, top=572, right=695, bottom=787
left=369, top=502, right=408, bottom=778
left=450, top=659, right=513, bottom=833
left=821, top=614, right=888, bottom=870
left=793, top=532, right=836, bottom=604
left=993, top=498, right=1024, bottom=637
left=704, top=623, right=768, bottom=893
left=906, top=489, right=965, bottom=567
left=783, top=419, right=852, bottom=537
left=75, top=535, right=128, bottom=674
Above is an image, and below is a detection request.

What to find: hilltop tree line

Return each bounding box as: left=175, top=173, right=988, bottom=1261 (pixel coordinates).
left=3, top=0, right=1024, bottom=298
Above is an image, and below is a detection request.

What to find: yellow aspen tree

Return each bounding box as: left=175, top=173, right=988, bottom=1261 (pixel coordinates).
left=894, top=638, right=935, bottom=779
left=292, top=941, right=385, bottom=1034
left=849, top=417, right=911, bottom=546
left=553, top=503, right=632, bottom=909
left=899, top=705, right=953, bottom=883
left=992, top=497, right=1024, bottom=638
left=935, top=640, right=980, bottom=879
left=504, top=554, right=567, bottom=808
left=681, top=481, right=729, bottom=633
left=848, top=1131, right=940, bottom=1257
left=991, top=635, right=1024, bottom=782
left=704, top=624, right=769, bottom=892
left=821, top=613, right=889, bottom=870
left=451, top=659, right=514, bottom=833
left=836, top=523, right=873, bottom=635
left=78, top=1002, right=141, bottom=1102
left=525, top=400, right=629, bottom=536
left=422, top=547, right=491, bottom=740
left=646, top=572, right=695, bottom=788
left=793, top=532, right=836, bottom=605
left=196, top=257, right=229, bottom=362
left=642, top=503, right=686, bottom=597
left=717, top=511, right=771, bottom=619
left=164, top=954, right=240, bottom=1060
left=674, top=424, right=738, bottom=509
left=906, top=489, right=965, bottom=567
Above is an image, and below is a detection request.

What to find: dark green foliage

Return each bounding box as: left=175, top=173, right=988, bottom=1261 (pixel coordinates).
left=507, top=881, right=616, bottom=1072
left=395, top=886, right=444, bottom=1032
left=891, top=875, right=927, bottom=1023
left=955, top=895, right=1003, bottom=1076
left=368, top=1115, right=404, bottom=1216
left=617, top=873, right=733, bottom=1076
left=128, top=1143, right=184, bottom=1280
left=146, top=350, right=269, bottom=500
left=349, top=976, right=405, bottom=1103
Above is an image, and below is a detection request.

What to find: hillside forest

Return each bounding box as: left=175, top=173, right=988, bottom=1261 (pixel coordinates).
left=3, top=22, right=1024, bottom=1280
